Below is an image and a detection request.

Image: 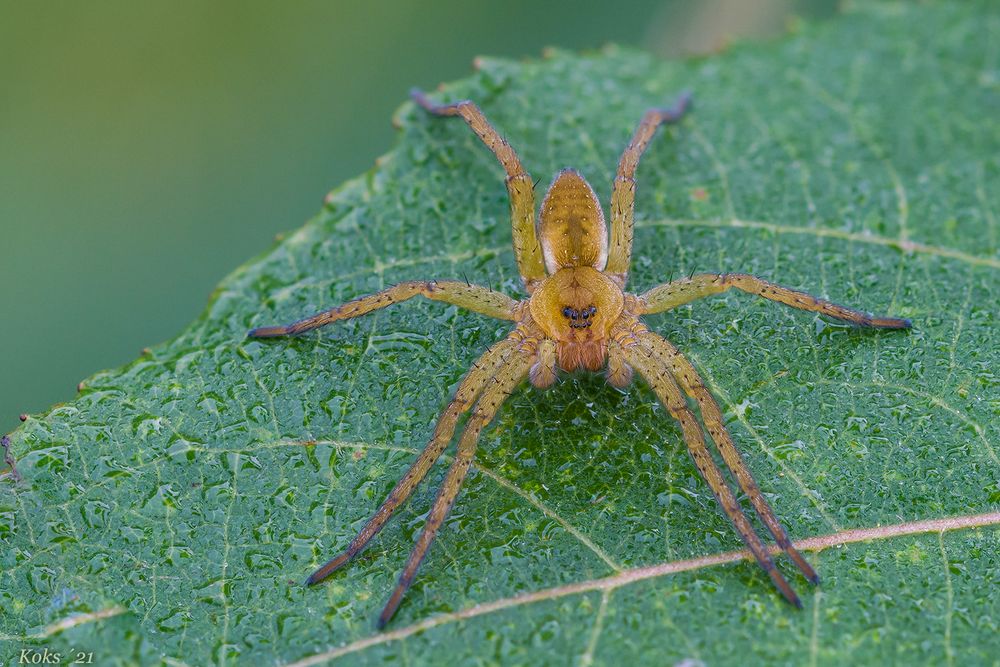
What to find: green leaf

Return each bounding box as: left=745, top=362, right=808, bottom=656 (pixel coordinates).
left=3, top=2, right=999, bottom=664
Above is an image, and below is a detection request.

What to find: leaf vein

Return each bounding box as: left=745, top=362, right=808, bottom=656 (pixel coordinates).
left=637, top=218, right=1000, bottom=270
left=283, top=510, right=1000, bottom=666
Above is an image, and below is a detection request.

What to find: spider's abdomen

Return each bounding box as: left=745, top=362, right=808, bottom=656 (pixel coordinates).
left=538, top=169, right=608, bottom=273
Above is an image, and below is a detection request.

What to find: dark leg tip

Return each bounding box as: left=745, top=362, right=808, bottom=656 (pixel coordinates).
left=305, top=553, right=350, bottom=586
left=777, top=583, right=804, bottom=609
left=305, top=567, right=333, bottom=587
left=808, top=573, right=821, bottom=586
left=411, top=88, right=429, bottom=107
left=375, top=615, right=389, bottom=631
left=247, top=326, right=288, bottom=339
left=901, top=318, right=913, bottom=328
left=671, top=90, right=694, bottom=118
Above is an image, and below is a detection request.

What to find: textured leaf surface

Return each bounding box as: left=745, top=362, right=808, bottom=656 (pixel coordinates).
left=2, top=2, right=999, bottom=665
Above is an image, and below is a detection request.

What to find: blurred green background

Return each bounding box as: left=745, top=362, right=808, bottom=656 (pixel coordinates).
left=0, top=0, right=835, bottom=433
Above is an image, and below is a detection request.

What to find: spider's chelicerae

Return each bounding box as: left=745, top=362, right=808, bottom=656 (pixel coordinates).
left=249, top=89, right=911, bottom=628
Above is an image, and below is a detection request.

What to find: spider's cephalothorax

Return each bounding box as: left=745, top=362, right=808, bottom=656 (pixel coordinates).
left=249, top=89, right=911, bottom=629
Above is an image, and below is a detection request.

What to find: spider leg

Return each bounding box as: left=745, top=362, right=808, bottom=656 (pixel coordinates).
left=412, top=89, right=547, bottom=291
left=605, top=92, right=692, bottom=284
left=638, top=331, right=819, bottom=584
left=618, top=339, right=803, bottom=608
left=248, top=280, right=519, bottom=338
left=306, top=334, right=521, bottom=586
left=639, top=273, right=911, bottom=328
left=377, top=349, right=533, bottom=628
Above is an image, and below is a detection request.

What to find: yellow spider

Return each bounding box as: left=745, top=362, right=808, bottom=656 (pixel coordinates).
left=249, top=89, right=911, bottom=628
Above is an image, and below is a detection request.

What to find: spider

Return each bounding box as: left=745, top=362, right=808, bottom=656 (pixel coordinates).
left=249, top=88, right=911, bottom=628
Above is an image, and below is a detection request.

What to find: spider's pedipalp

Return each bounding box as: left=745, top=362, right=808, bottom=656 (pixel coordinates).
left=606, top=339, right=634, bottom=388
left=248, top=280, right=518, bottom=338
left=605, top=92, right=692, bottom=284
left=305, top=334, right=522, bottom=586
left=639, top=331, right=819, bottom=584
left=412, top=89, right=546, bottom=291
left=529, top=338, right=558, bottom=388
left=377, top=349, right=533, bottom=628
left=639, top=273, right=911, bottom=329
left=620, top=339, right=803, bottom=608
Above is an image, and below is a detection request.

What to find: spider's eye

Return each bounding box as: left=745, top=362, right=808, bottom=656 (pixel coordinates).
left=562, top=306, right=573, bottom=318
